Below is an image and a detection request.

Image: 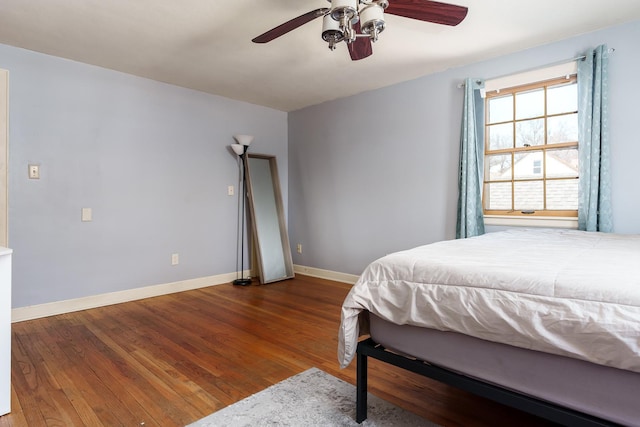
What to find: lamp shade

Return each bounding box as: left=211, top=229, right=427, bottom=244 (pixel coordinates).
left=233, top=134, right=254, bottom=146
left=231, top=143, right=244, bottom=156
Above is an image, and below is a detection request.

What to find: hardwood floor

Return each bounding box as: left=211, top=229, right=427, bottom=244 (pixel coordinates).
left=1, top=275, right=554, bottom=427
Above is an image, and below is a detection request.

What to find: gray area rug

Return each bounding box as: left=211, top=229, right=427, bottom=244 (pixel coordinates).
left=187, top=367, right=438, bottom=426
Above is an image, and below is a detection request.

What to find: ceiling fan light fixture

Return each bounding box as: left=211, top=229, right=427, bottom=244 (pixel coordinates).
left=322, top=14, right=345, bottom=50
left=329, top=0, right=358, bottom=21
left=359, top=4, right=386, bottom=40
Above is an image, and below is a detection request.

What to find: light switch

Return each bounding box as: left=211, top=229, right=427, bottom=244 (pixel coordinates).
left=28, top=164, right=40, bottom=179
left=81, top=208, right=92, bottom=222
left=228, top=185, right=235, bottom=196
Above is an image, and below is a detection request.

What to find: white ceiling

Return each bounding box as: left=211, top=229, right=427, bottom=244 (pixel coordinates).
left=0, top=1, right=639, bottom=112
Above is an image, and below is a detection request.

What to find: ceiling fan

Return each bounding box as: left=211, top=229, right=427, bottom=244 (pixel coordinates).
left=252, top=0, right=468, bottom=61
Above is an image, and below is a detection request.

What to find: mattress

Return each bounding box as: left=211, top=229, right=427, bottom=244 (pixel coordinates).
left=369, top=314, right=640, bottom=426
left=339, top=229, right=640, bottom=370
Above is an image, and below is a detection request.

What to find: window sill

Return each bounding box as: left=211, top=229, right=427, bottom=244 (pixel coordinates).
left=484, top=215, right=578, bottom=229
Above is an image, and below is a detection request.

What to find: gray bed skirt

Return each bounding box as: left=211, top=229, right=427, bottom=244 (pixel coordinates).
left=367, top=314, right=640, bottom=426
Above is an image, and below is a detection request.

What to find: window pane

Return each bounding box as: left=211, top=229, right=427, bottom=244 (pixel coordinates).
left=547, top=113, right=578, bottom=144
left=515, top=118, right=544, bottom=147
left=515, top=88, right=544, bottom=120
left=514, top=151, right=543, bottom=179
left=547, top=82, right=577, bottom=115
left=486, top=154, right=512, bottom=180
left=488, top=123, right=513, bottom=150
left=546, top=148, right=578, bottom=178
left=485, top=182, right=512, bottom=210
left=488, top=95, right=513, bottom=124
left=546, top=179, right=579, bottom=210
left=514, top=181, right=544, bottom=210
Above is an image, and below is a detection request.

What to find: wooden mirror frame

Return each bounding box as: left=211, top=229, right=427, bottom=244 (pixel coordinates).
left=244, top=153, right=294, bottom=284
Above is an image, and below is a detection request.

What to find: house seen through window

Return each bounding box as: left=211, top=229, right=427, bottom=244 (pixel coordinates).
left=483, top=76, right=578, bottom=217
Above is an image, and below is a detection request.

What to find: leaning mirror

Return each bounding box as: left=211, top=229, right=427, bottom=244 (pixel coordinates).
left=245, top=154, right=294, bottom=284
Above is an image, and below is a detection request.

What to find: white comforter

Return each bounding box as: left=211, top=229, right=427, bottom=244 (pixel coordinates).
left=338, top=229, right=640, bottom=372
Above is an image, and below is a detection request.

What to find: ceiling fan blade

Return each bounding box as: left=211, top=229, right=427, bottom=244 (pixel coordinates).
left=348, top=23, right=373, bottom=61
left=386, top=0, right=468, bottom=26
left=252, top=8, right=329, bottom=43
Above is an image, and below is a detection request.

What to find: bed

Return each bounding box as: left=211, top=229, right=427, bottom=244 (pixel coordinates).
left=338, top=229, right=640, bottom=426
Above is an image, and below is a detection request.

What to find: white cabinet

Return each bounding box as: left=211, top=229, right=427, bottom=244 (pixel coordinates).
left=0, top=247, right=11, bottom=416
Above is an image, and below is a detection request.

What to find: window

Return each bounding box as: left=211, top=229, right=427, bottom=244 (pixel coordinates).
left=532, top=159, right=542, bottom=175
left=483, top=76, right=578, bottom=218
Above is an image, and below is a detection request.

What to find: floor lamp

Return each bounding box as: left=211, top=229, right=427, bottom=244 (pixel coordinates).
left=231, top=134, right=253, bottom=286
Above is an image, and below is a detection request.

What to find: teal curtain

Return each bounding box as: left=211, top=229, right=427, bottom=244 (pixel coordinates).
left=577, top=45, right=612, bottom=232
left=456, top=78, right=485, bottom=239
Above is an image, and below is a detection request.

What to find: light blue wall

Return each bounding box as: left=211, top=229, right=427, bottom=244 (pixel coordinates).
left=288, top=20, right=640, bottom=276
left=1, top=44, right=287, bottom=308
left=4, top=20, right=639, bottom=307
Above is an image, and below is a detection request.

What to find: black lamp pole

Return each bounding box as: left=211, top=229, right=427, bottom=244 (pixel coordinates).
left=234, top=144, right=252, bottom=286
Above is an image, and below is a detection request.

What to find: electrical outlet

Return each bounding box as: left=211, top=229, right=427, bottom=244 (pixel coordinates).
left=171, top=253, right=179, bottom=265
left=297, top=243, right=302, bottom=254
left=81, top=208, right=92, bottom=222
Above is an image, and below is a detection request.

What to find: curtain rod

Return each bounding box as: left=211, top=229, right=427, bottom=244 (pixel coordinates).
left=457, top=47, right=615, bottom=88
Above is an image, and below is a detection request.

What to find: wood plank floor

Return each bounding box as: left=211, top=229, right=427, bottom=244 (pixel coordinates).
left=1, top=275, right=554, bottom=427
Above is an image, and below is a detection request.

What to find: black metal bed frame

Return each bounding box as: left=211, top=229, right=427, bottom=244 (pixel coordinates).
left=356, top=338, right=619, bottom=426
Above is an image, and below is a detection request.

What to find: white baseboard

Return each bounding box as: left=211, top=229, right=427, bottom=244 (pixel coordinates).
left=294, top=264, right=359, bottom=285
left=12, top=267, right=355, bottom=323
left=11, top=270, right=248, bottom=323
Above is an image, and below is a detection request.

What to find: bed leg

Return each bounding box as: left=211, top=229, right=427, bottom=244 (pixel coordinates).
left=356, top=347, right=368, bottom=423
